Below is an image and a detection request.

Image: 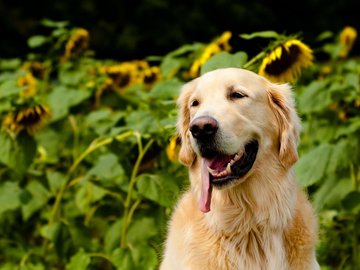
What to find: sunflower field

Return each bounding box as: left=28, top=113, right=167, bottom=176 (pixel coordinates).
left=0, top=20, right=359, bottom=269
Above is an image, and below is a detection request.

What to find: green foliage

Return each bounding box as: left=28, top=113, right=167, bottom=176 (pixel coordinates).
left=200, top=52, right=248, bottom=74
left=0, top=23, right=359, bottom=270
left=295, top=45, right=360, bottom=268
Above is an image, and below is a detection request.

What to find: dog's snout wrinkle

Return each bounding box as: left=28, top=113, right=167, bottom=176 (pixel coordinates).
left=190, top=116, right=218, bottom=140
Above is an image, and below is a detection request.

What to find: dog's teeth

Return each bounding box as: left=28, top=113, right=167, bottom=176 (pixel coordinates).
left=207, top=166, right=216, bottom=175
left=234, top=154, right=240, bottom=161
left=226, top=163, right=232, bottom=173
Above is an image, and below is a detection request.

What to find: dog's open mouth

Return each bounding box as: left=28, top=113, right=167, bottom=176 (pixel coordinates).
left=200, top=140, right=259, bottom=213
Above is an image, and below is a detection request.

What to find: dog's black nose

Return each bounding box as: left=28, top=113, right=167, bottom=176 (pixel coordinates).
left=190, top=116, right=219, bottom=140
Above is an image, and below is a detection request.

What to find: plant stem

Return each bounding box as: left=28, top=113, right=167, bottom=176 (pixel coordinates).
left=68, top=137, right=114, bottom=176
left=120, top=139, right=154, bottom=248
left=49, top=131, right=134, bottom=225
left=126, top=199, right=141, bottom=228
left=68, top=115, right=80, bottom=161
left=88, top=252, right=113, bottom=263
left=350, top=163, right=357, bottom=190
left=243, top=51, right=266, bottom=69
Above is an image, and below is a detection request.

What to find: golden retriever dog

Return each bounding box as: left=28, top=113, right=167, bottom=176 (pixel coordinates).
left=160, top=68, right=319, bottom=270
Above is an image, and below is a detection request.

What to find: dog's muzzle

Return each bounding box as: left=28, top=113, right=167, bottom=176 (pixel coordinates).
left=190, top=116, right=219, bottom=158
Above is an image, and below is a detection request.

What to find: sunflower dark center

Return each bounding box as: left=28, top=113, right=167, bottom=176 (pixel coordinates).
left=109, top=72, right=131, bottom=87
left=30, top=64, right=45, bottom=79
left=264, top=44, right=300, bottom=76
left=144, top=71, right=157, bottom=84
left=70, top=36, right=88, bottom=55
left=17, top=111, right=41, bottom=126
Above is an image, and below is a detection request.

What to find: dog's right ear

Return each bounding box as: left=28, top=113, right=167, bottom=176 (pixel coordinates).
left=177, top=79, right=198, bottom=166
left=267, top=83, right=301, bottom=168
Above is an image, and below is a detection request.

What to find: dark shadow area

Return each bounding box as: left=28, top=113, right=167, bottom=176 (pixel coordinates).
left=0, top=0, right=359, bottom=59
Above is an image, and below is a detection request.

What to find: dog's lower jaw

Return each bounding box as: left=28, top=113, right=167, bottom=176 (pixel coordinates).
left=195, top=163, right=298, bottom=232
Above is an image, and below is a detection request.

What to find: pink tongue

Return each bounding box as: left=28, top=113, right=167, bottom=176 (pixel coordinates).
left=200, top=158, right=213, bottom=213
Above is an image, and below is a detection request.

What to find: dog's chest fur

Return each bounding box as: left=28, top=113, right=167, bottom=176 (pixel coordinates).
left=167, top=192, right=290, bottom=270
left=215, top=228, right=287, bottom=270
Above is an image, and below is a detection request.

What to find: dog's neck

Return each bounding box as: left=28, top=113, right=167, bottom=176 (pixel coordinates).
left=190, top=156, right=297, bottom=234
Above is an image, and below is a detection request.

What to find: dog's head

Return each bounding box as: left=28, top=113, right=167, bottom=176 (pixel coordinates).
left=177, top=68, right=300, bottom=212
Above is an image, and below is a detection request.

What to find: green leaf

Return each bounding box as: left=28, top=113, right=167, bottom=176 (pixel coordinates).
left=46, top=171, right=67, bottom=194
left=137, top=173, right=179, bottom=207
left=126, top=217, right=157, bottom=245
left=68, top=221, right=93, bottom=248
left=0, top=182, right=21, bottom=215
left=166, top=42, right=204, bottom=58
left=298, top=80, right=332, bottom=114
left=75, top=181, right=109, bottom=213
left=341, top=191, right=360, bottom=212
left=295, top=143, right=333, bottom=187
left=334, top=117, right=360, bottom=138
left=327, top=139, right=351, bottom=173
left=160, top=43, right=204, bottom=77
left=313, top=176, right=352, bottom=210
left=0, top=263, right=21, bottom=270
left=0, top=132, right=37, bottom=177
left=21, top=180, right=51, bottom=220
left=111, top=245, right=157, bottom=270
left=27, top=35, right=48, bottom=48
left=105, top=219, right=122, bottom=253
left=40, top=222, right=62, bottom=242
left=0, top=80, right=21, bottom=98
left=58, top=68, right=89, bottom=86
left=201, top=52, right=248, bottom=75
left=149, top=79, right=183, bottom=100
left=87, top=153, right=126, bottom=186
left=125, top=111, right=160, bottom=135
left=344, top=73, right=359, bottom=92
left=0, top=99, right=11, bottom=113
left=41, top=19, right=69, bottom=28
left=19, top=263, right=46, bottom=270
left=130, top=244, right=158, bottom=270
left=111, top=248, right=135, bottom=270
left=66, top=249, right=91, bottom=270
left=160, top=57, right=184, bottom=78
left=35, top=128, right=64, bottom=164
left=47, top=86, right=91, bottom=121
left=239, top=31, right=280, bottom=40
left=316, top=31, right=334, bottom=41
left=85, top=109, right=125, bottom=136
left=0, top=59, right=21, bottom=70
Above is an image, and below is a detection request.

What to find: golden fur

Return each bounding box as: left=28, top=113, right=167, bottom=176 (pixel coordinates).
left=160, top=68, right=319, bottom=270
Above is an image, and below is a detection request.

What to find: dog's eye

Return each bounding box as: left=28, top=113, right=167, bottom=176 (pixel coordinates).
left=191, top=100, right=199, bottom=107
left=230, top=92, right=247, bottom=99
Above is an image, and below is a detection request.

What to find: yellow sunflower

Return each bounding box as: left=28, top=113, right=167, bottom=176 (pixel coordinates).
left=189, top=31, right=232, bottom=78
left=105, top=64, right=136, bottom=91
left=355, top=99, right=360, bottom=108
left=131, top=60, right=150, bottom=72
left=217, top=31, right=232, bottom=51
left=3, top=105, right=51, bottom=135
left=258, top=39, right=313, bottom=83
left=141, top=66, right=162, bottom=88
left=99, top=60, right=154, bottom=93
left=166, top=136, right=180, bottom=162
left=17, top=73, right=37, bottom=98
left=21, top=62, right=47, bottom=79
left=95, top=78, right=114, bottom=107
left=339, top=26, right=357, bottom=58
left=63, top=28, right=90, bottom=61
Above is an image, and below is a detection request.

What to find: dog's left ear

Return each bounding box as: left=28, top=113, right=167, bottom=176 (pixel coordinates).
left=176, top=79, right=198, bottom=166
left=267, top=83, right=301, bottom=168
